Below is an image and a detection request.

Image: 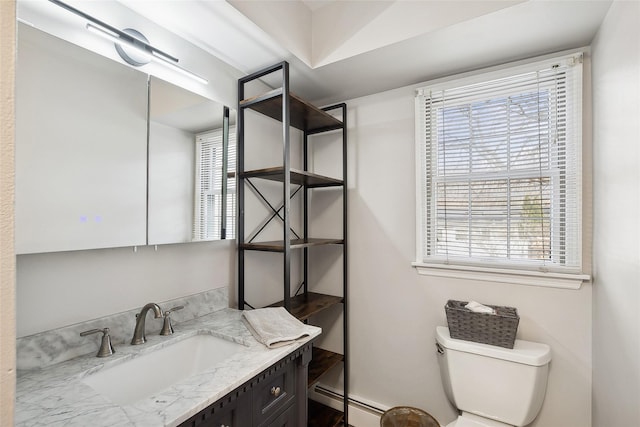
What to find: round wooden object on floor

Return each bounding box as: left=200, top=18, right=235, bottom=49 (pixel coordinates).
left=380, top=406, right=440, bottom=427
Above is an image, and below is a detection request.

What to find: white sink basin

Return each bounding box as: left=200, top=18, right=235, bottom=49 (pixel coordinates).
left=82, top=334, right=245, bottom=405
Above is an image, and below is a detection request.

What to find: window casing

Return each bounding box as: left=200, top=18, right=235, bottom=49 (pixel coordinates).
left=415, top=53, right=583, bottom=275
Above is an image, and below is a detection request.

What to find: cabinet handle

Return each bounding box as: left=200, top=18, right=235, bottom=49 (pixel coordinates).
left=270, top=386, right=281, bottom=397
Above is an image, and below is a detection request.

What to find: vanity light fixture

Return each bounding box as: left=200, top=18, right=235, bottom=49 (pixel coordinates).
left=48, top=0, right=208, bottom=85
left=86, top=23, right=152, bottom=67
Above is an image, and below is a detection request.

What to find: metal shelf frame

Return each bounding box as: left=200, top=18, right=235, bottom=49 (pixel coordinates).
left=237, top=61, right=349, bottom=426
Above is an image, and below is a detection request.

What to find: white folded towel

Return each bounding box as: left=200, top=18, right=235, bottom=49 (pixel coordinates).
left=242, top=307, right=316, bottom=348
left=465, top=300, right=496, bottom=315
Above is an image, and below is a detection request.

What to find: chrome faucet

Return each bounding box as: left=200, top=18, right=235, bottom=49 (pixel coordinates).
left=131, top=303, right=163, bottom=345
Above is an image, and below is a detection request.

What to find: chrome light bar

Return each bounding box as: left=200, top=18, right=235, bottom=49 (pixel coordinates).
left=48, top=0, right=208, bottom=85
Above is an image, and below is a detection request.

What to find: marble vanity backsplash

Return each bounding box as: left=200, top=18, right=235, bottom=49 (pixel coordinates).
left=16, top=287, right=229, bottom=370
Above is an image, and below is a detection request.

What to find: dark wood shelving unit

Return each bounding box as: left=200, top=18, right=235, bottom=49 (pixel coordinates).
left=241, top=238, right=344, bottom=252
left=238, top=61, right=348, bottom=426
left=240, top=88, right=343, bottom=133
left=268, top=292, right=343, bottom=321
left=239, top=167, right=343, bottom=187
left=308, top=347, right=344, bottom=387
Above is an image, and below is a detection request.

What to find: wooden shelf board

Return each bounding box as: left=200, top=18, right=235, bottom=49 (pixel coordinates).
left=308, top=399, right=344, bottom=427
left=240, top=167, right=343, bottom=187
left=239, top=88, right=282, bottom=109
left=240, top=90, right=343, bottom=133
left=268, top=292, right=343, bottom=321
left=308, top=347, right=344, bottom=388
left=240, top=238, right=344, bottom=253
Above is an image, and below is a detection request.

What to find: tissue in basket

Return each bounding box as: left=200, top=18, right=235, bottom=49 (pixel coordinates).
left=445, top=300, right=519, bottom=349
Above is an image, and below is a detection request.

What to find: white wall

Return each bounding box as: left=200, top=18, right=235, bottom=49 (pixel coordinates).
left=591, top=2, right=640, bottom=427
left=16, top=241, right=235, bottom=337
left=333, top=68, right=593, bottom=426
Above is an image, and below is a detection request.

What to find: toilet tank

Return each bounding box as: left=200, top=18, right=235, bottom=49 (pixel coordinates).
left=436, top=326, right=551, bottom=427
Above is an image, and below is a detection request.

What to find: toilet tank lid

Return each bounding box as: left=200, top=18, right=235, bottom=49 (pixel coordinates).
left=436, top=326, right=551, bottom=366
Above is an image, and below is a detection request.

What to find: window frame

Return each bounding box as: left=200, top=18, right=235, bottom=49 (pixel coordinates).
left=413, top=51, right=590, bottom=289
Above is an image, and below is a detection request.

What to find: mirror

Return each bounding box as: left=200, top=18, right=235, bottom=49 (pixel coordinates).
left=16, top=24, right=236, bottom=254
left=148, top=77, right=236, bottom=244
left=15, top=23, right=148, bottom=254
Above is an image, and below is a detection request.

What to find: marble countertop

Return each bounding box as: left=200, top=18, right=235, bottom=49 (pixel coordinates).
left=15, top=308, right=321, bottom=427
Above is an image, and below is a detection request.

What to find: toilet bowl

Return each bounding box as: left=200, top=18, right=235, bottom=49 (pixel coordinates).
left=436, top=326, right=551, bottom=427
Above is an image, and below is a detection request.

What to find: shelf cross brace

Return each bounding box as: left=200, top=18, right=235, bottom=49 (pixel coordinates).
left=245, top=178, right=302, bottom=243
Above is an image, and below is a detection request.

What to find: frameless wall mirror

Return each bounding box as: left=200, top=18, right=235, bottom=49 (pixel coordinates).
left=15, top=23, right=236, bottom=255
left=148, top=77, right=236, bottom=244
left=15, top=23, right=148, bottom=254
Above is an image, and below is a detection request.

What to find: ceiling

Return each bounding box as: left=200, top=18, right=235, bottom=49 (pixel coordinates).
left=119, top=0, right=612, bottom=105
left=300, top=0, right=335, bottom=12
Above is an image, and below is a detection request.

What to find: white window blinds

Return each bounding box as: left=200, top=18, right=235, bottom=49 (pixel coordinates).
left=416, top=54, right=583, bottom=273
left=193, top=127, right=236, bottom=240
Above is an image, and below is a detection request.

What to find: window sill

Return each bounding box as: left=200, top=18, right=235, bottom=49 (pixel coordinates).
left=411, top=262, right=590, bottom=290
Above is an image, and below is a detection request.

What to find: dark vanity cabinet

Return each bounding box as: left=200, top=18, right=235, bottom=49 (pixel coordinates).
left=179, top=342, right=312, bottom=427
left=192, top=391, right=251, bottom=427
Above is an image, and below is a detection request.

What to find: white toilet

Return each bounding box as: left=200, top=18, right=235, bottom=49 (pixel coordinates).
left=435, top=326, right=551, bottom=427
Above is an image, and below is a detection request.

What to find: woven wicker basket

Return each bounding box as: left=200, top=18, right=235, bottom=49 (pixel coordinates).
left=445, top=300, right=519, bottom=349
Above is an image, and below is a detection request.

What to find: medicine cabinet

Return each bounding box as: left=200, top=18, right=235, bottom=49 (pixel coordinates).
left=15, top=23, right=236, bottom=254
left=148, top=76, right=236, bottom=245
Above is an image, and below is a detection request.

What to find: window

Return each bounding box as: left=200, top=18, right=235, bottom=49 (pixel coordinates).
left=415, top=53, right=583, bottom=276
left=193, top=127, right=236, bottom=240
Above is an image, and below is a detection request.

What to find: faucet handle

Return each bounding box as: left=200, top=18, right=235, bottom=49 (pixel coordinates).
left=160, top=305, right=184, bottom=336
left=80, top=327, right=115, bottom=357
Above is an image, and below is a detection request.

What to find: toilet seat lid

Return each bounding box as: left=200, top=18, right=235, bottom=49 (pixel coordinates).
left=436, top=326, right=551, bottom=366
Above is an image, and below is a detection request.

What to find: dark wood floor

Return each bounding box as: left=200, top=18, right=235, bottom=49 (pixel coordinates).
left=308, top=399, right=346, bottom=427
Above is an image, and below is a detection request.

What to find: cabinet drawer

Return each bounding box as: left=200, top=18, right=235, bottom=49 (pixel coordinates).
left=264, top=403, right=297, bottom=427
left=253, top=361, right=296, bottom=423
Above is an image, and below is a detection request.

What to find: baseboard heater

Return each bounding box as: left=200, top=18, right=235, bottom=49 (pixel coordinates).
left=313, top=384, right=386, bottom=415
